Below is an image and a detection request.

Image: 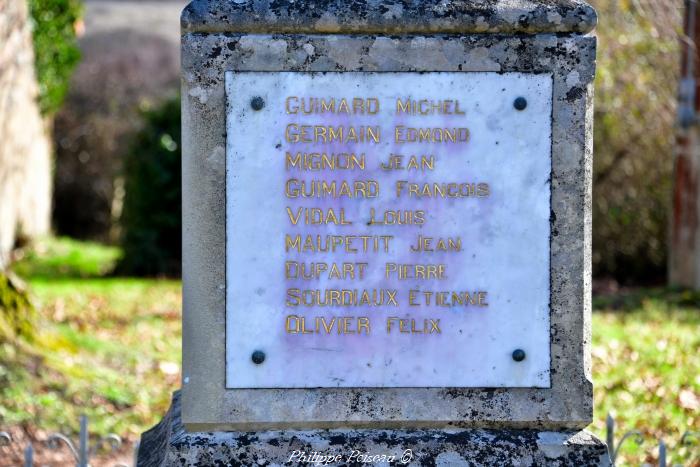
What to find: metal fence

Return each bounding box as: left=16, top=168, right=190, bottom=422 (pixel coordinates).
left=0, top=415, right=137, bottom=467
left=1, top=413, right=698, bottom=466
left=606, top=414, right=699, bottom=466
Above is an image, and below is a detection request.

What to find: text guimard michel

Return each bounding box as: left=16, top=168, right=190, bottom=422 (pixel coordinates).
left=282, top=95, right=489, bottom=337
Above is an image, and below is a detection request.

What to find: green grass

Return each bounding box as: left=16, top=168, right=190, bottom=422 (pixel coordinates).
left=591, top=290, right=699, bottom=466
left=1, top=238, right=698, bottom=466
left=0, top=277, right=181, bottom=438
left=12, top=236, right=121, bottom=279
left=1, top=238, right=179, bottom=439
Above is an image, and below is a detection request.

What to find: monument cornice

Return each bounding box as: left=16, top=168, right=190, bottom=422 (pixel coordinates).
left=182, top=0, right=597, bottom=35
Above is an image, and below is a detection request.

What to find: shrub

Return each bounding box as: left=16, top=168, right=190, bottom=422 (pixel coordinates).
left=51, top=31, right=179, bottom=241
left=29, top=0, right=82, bottom=116
left=117, top=97, right=181, bottom=276
left=589, top=0, right=680, bottom=283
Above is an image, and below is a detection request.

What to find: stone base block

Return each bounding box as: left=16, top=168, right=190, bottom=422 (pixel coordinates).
left=138, top=392, right=611, bottom=466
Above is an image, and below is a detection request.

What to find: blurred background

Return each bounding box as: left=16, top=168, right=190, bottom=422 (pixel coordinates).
left=0, top=0, right=698, bottom=465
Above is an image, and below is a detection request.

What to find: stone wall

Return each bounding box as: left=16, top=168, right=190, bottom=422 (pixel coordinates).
left=0, top=0, right=52, bottom=269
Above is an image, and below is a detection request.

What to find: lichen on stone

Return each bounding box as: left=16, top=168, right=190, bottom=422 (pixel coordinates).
left=181, top=0, right=597, bottom=35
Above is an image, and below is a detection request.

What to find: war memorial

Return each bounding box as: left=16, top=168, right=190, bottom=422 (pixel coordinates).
left=138, top=0, right=611, bottom=464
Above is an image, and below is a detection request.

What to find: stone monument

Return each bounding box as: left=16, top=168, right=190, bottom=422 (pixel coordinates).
left=138, top=0, right=610, bottom=465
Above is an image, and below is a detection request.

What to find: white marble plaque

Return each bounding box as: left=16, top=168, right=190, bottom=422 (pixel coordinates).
left=225, top=72, right=552, bottom=388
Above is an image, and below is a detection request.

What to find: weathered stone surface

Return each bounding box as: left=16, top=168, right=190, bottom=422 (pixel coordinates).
left=182, top=0, right=597, bottom=35
left=138, top=392, right=611, bottom=466
left=181, top=30, right=595, bottom=431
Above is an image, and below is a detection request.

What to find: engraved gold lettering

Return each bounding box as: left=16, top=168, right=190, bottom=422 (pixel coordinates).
left=286, top=314, right=300, bottom=333
left=406, top=155, right=434, bottom=171
left=285, top=179, right=379, bottom=199
left=286, top=315, right=372, bottom=335
left=380, top=154, right=403, bottom=170
left=409, top=235, right=462, bottom=252
left=385, top=263, right=446, bottom=280
left=285, top=288, right=399, bottom=307
left=285, top=124, right=381, bottom=144
left=284, top=97, right=380, bottom=115
left=407, top=290, right=489, bottom=307
left=394, top=182, right=490, bottom=199
left=285, top=151, right=366, bottom=171
left=368, top=208, right=425, bottom=226
left=286, top=207, right=351, bottom=225
left=358, top=317, right=371, bottom=334
left=394, top=126, right=469, bottom=144
left=385, top=317, right=441, bottom=334
left=395, top=98, right=467, bottom=115
left=286, top=96, right=299, bottom=114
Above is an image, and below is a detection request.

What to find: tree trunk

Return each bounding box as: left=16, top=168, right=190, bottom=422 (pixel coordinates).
left=0, top=0, right=53, bottom=269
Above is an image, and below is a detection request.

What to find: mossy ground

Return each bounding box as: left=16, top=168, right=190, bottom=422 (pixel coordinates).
left=0, top=238, right=698, bottom=466
left=0, top=272, right=35, bottom=343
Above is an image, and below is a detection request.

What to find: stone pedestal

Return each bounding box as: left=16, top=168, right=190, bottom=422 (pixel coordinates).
left=139, top=0, right=608, bottom=464
left=138, top=392, right=610, bottom=466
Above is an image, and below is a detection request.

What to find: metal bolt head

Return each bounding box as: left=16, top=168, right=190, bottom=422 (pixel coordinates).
left=513, top=97, right=527, bottom=111
left=250, top=96, right=265, bottom=111
left=512, top=349, right=526, bottom=362
left=251, top=350, right=265, bottom=364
